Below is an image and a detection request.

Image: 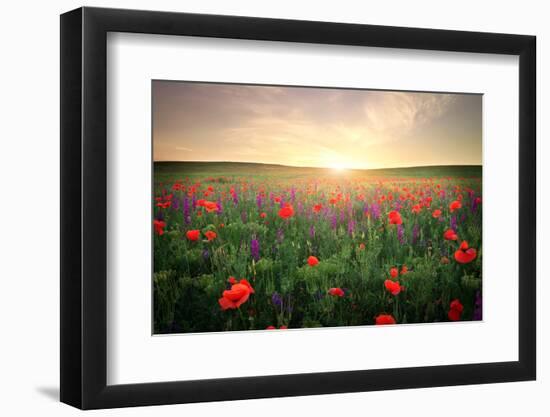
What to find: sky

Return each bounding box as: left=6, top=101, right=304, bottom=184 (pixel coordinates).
left=152, top=81, right=482, bottom=170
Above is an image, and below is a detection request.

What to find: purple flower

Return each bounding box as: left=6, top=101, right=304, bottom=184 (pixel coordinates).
left=183, top=197, right=191, bottom=224
left=256, top=194, right=263, bottom=210
left=309, top=225, right=316, bottom=239
left=216, top=196, right=223, bottom=215
left=330, top=214, right=338, bottom=230
left=450, top=215, right=458, bottom=232
left=172, top=197, right=179, bottom=210
left=471, top=196, right=479, bottom=213
left=347, top=220, right=355, bottom=236
left=271, top=292, right=283, bottom=307
left=370, top=203, right=381, bottom=220
left=251, top=238, right=260, bottom=261
left=412, top=223, right=420, bottom=245
left=473, top=291, right=482, bottom=320
left=397, top=224, right=405, bottom=245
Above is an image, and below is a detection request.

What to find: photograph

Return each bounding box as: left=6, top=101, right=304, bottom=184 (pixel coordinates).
left=152, top=81, right=483, bottom=334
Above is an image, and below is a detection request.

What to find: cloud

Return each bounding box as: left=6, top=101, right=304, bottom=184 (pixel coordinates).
left=363, top=92, right=456, bottom=136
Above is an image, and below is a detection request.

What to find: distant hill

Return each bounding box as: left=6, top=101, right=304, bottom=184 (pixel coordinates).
left=154, top=161, right=482, bottom=179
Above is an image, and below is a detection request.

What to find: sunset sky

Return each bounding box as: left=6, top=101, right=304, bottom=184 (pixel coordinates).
left=152, top=81, right=482, bottom=170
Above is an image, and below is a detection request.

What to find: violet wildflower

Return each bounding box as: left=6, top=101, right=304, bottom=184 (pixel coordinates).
left=370, top=203, right=381, bottom=220
left=251, top=238, right=260, bottom=261
left=348, top=220, right=355, bottom=236
left=450, top=215, right=458, bottom=232
left=172, top=197, right=179, bottom=210
left=397, top=224, right=405, bottom=245
left=183, top=197, right=191, bottom=224
left=271, top=292, right=283, bottom=308
left=473, top=290, right=482, bottom=320
left=330, top=214, right=338, bottom=230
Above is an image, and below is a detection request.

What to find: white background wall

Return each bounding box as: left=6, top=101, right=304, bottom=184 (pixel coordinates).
left=0, top=0, right=545, bottom=415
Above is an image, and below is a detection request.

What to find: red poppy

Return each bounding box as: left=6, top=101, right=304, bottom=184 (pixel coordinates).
left=384, top=279, right=401, bottom=296
left=328, top=287, right=345, bottom=297
left=218, top=279, right=255, bottom=310
left=153, top=219, right=166, bottom=235
left=266, top=325, right=276, bottom=330
left=228, top=276, right=237, bottom=285
left=260, top=212, right=267, bottom=218
left=156, top=201, right=171, bottom=209
left=390, top=267, right=399, bottom=279
left=278, top=203, right=295, bottom=219
left=411, top=204, right=421, bottom=214
left=204, top=230, right=217, bottom=241
left=313, top=204, right=323, bottom=213
left=307, top=256, right=319, bottom=267
left=388, top=210, right=403, bottom=225
left=454, top=241, right=477, bottom=264
left=400, top=265, right=408, bottom=275
left=449, top=200, right=462, bottom=212
left=203, top=201, right=219, bottom=213
left=432, top=209, right=442, bottom=218
left=359, top=243, right=366, bottom=250
left=186, top=229, right=200, bottom=241
left=448, top=299, right=464, bottom=321
left=443, top=229, right=458, bottom=241
left=375, top=314, right=396, bottom=325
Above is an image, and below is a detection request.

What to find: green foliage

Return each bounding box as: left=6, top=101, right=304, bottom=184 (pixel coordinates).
left=153, top=162, right=482, bottom=333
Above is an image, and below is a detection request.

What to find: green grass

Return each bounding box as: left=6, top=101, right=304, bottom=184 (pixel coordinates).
left=154, top=161, right=482, bottom=182
left=152, top=161, right=482, bottom=334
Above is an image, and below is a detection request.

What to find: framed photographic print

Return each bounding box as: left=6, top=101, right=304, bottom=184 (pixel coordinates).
left=60, top=7, right=536, bottom=409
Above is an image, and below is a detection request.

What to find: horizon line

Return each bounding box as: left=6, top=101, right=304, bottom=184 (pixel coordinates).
left=153, top=160, right=482, bottom=171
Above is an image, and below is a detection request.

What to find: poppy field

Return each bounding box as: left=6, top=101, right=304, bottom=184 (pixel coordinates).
left=153, top=162, right=482, bottom=334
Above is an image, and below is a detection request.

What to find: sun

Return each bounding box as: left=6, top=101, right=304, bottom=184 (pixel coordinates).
left=329, top=162, right=347, bottom=172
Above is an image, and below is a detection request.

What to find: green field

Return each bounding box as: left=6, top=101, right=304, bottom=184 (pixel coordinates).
left=153, top=161, right=482, bottom=333
left=155, top=161, right=482, bottom=181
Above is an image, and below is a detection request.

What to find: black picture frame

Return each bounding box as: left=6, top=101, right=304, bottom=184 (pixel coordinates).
left=60, top=6, right=536, bottom=410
